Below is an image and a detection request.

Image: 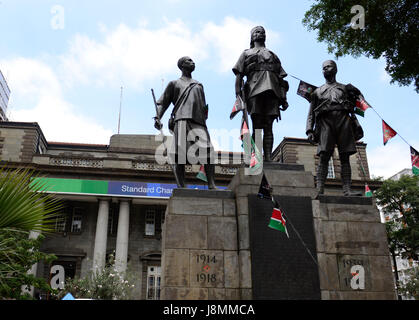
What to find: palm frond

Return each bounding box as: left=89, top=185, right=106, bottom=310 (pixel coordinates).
left=0, top=167, right=63, bottom=233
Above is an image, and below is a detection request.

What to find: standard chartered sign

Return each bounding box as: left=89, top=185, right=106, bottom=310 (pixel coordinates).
left=32, top=177, right=224, bottom=198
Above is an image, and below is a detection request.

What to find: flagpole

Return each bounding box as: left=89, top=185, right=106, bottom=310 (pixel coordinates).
left=117, top=86, right=123, bottom=134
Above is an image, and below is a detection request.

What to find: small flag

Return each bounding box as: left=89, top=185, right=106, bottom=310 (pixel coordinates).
left=268, top=207, right=289, bottom=237
left=382, top=120, right=397, bottom=145
left=258, top=173, right=273, bottom=199
left=196, top=165, right=208, bottom=182
left=239, top=111, right=262, bottom=173
left=411, top=146, right=419, bottom=176
left=230, top=96, right=245, bottom=120
left=355, top=96, right=371, bottom=117
left=364, top=184, right=372, bottom=197
left=240, top=116, right=250, bottom=140
left=296, top=80, right=317, bottom=102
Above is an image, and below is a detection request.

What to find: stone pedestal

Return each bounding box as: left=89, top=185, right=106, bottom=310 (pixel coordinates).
left=161, top=163, right=397, bottom=300
left=161, top=188, right=241, bottom=300
left=314, top=195, right=397, bottom=300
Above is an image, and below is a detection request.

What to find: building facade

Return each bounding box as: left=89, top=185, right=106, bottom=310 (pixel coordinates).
left=0, top=70, right=10, bottom=121
left=0, top=121, right=376, bottom=299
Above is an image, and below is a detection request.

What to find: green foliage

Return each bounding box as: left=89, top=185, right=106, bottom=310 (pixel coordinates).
left=375, top=174, right=419, bottom=261
left=0, top=167, right=64, bottom=299
left=398, top=266, right=419, bottom=300
left=303, top=0, right=419, bottom=92
left=0, top=167, right=64, bottom=233
left=0, top=229, right=57, bottom=299
left=55, top=254, right=136, bottom=300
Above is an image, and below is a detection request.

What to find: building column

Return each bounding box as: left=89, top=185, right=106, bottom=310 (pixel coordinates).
left=92, top=199, right=109, bottom=274
left=115, top=200, right=130, bottom=274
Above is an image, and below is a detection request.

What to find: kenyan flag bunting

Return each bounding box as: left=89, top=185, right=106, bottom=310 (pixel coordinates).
left=411, top=147, right=419, bottom=176
left=382, top=120, right=397, bottom=145
left=296, top=80, right=317, bottom=102
left=268, top=207, right=289, bottom=237
left=257, top=173, right=273, bottom=200
left=364, top=184, right=372, bottom=197
left=230, top=96, right=245, bottom=120
left=355, top=96, right=371, bottom=117
left=196, top=165, right=208, bottom=182
left=240, top=112, right=262, bottom=173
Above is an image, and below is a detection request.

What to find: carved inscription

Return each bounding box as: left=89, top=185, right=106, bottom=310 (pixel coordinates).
left=190, top=250, right=223, bottom=288
left=337, top=255, right=371, bottom=291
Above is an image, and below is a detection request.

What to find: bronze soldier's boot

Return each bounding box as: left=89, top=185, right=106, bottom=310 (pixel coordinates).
left=172, top=164, right=186, bottom=188
left=263, top=133, right=274, bottom=162
left=341, top=161, right=362, bottom=196
left=315, top=160, right=328, bottom=198
left=204, top=164, right=217, bottom=189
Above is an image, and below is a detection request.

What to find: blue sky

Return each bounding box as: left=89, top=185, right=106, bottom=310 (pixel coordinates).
left=0, top=0, right=418, bottom=178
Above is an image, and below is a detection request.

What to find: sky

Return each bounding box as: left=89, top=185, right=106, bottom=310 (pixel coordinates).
left=0, top=0, right=418, bottom=179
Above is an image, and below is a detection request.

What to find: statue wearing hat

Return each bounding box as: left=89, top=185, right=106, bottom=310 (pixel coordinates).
left=154, top=56, right=217, bottom=189
left=233, top=26, right=289, bottom=162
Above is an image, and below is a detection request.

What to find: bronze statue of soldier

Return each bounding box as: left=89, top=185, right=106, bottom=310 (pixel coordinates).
left=233, top=26, right=289, bottom=162
left=306, top=60, right=363, bottom=197
left=154, top=56, right=217, bottom=189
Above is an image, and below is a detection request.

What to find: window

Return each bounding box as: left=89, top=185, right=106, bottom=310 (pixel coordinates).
left=54, top=203, right=85, bottom=234
left=146, top=266, right=161, bottom=300
left=145, top=210, right=155, bottom=236
left=55, top=215, right=66, bottom=233
left=327, top=158, right=335, bottom=179
left=71, top=208, right=83, bottom=233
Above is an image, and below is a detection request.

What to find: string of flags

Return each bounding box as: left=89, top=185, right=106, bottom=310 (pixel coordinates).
left=198, top=74, right=418, bottom=187
left=257, top=172, right=289, bottom=237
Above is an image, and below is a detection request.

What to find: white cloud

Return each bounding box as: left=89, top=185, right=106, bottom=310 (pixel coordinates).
left=201, top=17, right=263, bottom=73
left=1, top=58, right=112, bottom=144
left=59, top=17, right=267, bottom=88
left=367, top=140, right=415, bottom=179
left=59, top=19, right=209, bottom=89
left=1, top=17, right=267, bottom=144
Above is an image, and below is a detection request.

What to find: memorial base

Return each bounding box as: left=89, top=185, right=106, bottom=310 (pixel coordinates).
left=161, top=163, right=397, bottom=300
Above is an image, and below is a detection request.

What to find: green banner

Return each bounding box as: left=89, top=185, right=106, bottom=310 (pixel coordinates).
left=32, top=177, right=108, bottom=195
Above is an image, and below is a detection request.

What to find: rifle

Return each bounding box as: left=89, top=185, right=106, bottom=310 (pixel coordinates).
left=151, top=88, right=164, bottom=136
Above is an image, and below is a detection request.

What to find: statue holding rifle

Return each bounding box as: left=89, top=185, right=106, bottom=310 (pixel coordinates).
left=153, top=56, right=217, bottom=189
left=232, top=26, right=289, bottom=162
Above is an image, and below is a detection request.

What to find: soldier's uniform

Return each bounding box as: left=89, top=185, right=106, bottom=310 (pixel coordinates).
left=306, top=81, right=363, bottom=196
left=156, top=76, right=215, bottom=188
left=306, top=82, right=357, bottom=156
left=233, top=46, right=289, bottom=160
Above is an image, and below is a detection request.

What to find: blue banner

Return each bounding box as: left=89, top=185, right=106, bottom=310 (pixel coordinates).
left=107, top=181, right=226, bottom=198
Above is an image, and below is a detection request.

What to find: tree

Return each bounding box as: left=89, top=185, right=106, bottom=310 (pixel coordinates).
left=375, top=174, right=419, bottom=299
left=375, top=174, right=419, bottom=261
left=0, top=167, right=63, bottom=299
left=303, top=0, right=419, bottom=92
left=0, top=229, right=57, bottom=299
